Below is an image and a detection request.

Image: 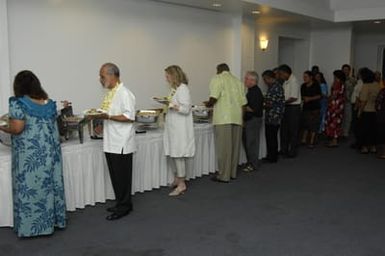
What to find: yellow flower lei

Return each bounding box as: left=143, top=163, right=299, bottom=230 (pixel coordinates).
left=163, top=88, right=176, bottom=113
left=100, top=84, right=119, bottom=111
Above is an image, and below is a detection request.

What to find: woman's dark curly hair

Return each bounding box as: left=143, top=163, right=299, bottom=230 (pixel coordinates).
left=13, top=70, right=48, bottom=99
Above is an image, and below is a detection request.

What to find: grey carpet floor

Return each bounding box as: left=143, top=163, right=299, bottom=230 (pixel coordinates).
left=1, top=142, right=385, bottom=256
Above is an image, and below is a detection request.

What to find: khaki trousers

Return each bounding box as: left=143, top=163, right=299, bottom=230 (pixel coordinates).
left=214, top=124, right=242, bottom=181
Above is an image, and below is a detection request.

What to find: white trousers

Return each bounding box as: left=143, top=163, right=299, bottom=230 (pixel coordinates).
left=170, top=157, right=186, bottom=178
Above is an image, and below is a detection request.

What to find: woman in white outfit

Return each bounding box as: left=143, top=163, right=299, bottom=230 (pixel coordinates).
left=163, top=65, right=195, bottom=196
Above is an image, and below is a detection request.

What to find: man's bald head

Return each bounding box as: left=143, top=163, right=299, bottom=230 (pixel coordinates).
left=99, top=63, right=120, bottom=89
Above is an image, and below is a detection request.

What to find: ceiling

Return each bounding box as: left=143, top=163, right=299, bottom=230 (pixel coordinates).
left=148, top=0, right=385, bottom=31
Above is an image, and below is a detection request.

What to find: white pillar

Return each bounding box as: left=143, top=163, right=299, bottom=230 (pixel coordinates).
left=0, top=0, right=11, bottom=113
left=231, top=15, right=243, bottom=78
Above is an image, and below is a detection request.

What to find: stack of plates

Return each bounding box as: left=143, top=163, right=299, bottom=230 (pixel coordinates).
left=0, top=114, right=11, bottom=146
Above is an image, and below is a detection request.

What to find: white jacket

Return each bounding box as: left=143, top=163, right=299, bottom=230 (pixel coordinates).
left=163, top=84, right=195, bottom=157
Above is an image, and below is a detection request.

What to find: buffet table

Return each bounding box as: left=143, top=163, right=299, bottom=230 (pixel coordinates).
left=0, top=123, right=216, bottom=227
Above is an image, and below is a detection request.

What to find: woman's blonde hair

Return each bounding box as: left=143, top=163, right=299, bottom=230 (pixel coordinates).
left=165, top=65, right=188, bottom=88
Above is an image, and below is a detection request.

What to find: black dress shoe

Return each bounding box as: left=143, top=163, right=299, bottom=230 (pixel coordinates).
left=106, top=211, right=129, bottom=221
left=210, top=176, right=229, bottom=183
left=107, top=206, right=118, bottom=213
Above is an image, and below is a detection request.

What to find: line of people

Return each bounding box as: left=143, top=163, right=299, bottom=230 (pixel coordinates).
left=208, top=63, right=385, bottom=187
left=2, top=62, right=384, bottom=238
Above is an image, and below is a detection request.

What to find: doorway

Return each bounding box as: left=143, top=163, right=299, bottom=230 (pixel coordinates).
left=278, top=36, right=308, bottom=79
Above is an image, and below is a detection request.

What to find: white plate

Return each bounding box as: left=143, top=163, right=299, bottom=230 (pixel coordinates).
left=152, top=97, right=169, bottom=104
left=83, top=109, right=107, bottom=116
left=0, top=120, right=8, bottom=127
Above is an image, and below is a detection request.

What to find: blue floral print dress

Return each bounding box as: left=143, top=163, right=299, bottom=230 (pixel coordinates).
left=9, top=96, right=66, bottom=237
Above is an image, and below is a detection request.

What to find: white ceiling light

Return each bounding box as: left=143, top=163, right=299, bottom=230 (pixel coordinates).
left=252, top=10, right=261, bottom=15
left=374, top=20, right=382, bottom=24
left=212, top=2, right=222, bottom=7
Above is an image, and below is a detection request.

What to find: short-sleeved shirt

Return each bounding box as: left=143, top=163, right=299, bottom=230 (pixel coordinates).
left=359, top=82, right=381, bottom=112
left=301, top=82, right=322, bottom=111
left=344, top=76, right=357, bottom=103
left=351, top=79, right=363, bottom=104
left=264, top=81, right=285, bottom=125
left=283, top=74, right=302, bottom=105
left=103, top=83, right=136, bottom=154
left=244, top=85, right=264, bottom=121
left=209, top=71, right=247, bottom=125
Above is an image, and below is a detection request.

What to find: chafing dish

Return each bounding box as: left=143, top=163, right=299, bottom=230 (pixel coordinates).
left=192, top=105, right=212, bottom=123
left=136, top=110, right=160, bottom=124
left=135, top=109, right=163, bottom=131
left=57, top=105, right=88, bottom=143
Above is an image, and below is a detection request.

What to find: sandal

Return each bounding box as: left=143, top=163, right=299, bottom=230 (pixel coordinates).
left=169, top=186, right=186, bottom=196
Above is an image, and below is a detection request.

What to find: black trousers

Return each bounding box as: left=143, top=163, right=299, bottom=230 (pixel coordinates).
left=351, top=104, right=360, bottom=145
left=357, top=112, right=377, bottom=147
left=105, top=152, right=133, bottom=213
left=280, top=105, right=301, bottom=156
left=265, top=124, right=280, bottom=162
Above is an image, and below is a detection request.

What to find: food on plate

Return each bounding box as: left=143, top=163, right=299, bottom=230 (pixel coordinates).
left=153, top=96, right=169, bottom=104
left=84, top=108, right=105, bottom=116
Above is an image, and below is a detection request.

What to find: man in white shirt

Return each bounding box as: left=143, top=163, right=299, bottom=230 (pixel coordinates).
left=278, top=64, right=302, bottom=158
left=93, top=63, right=136, bottom=221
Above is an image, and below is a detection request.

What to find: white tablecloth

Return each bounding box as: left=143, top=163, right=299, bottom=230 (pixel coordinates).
left=0, top=123, right=217, bottom=227
left=0, top=144, right=12, bottom=228
left=0, top=122, right=268, bottom=228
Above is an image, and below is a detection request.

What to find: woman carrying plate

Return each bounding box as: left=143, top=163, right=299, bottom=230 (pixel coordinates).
left=0, top=70, right=66, bottom=237
left=163, top=65, right=195, bottom=196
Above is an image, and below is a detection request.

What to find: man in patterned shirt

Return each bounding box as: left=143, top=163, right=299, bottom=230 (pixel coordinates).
left=262, top=70, right=285, bottom=163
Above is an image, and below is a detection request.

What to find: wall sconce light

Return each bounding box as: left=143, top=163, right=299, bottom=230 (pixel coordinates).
left=260, top=39, right=269, bottom=51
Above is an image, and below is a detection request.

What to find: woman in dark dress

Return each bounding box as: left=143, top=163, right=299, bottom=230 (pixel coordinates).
left=300, top=71, right=322, bottom=148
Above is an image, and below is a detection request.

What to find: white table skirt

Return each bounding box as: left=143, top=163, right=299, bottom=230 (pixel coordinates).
left=0, top=122, right=267, bottom=227
left=0, top=144, right=12, bottom=228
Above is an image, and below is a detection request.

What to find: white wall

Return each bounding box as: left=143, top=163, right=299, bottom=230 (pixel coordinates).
left=241, top=16, right=256, bottom=78
left=7, top=0, right=237, bottom=113
left=310, top=25, right=353, bottom=84
left=353, top=32, right=385, bottom=72
left=278, top=37, right=295, bottom=69
left=0, top=0, right=11, bottom=114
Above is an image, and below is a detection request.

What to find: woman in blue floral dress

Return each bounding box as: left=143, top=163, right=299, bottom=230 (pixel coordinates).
left=0, top=71, right=66, bottom=237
